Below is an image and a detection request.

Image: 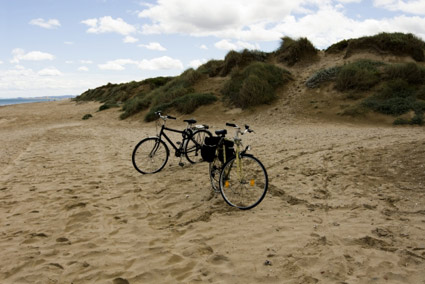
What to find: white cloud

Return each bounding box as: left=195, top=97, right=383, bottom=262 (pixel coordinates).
left=374, top=0, right=425, bottom=15
left=0, top=60, right=3, bottom=64
left=81, top=16, right=136, bottom=35
left=98, top=59, right=138, bottom=70
left=139, top=42, right=166, bottom=51
left=98, top=57, right=183, bottom=71
left=11, top=48, right=55, bottom=63
left=38, top=67, right=62, bottom=76
left=215, top=39, right=259, bottom=51
left=123, top=36, right=139, bottom=43
left=29, top=18, right=61, bottom=29
left=138, top=0, right=312, bottom=38
left=80, top=60, right=93, bottom=64
left=200, top=44, right=208, bottom=50
left=188, top=59, right=207, bottom=69
left=64, top=41, right=74, bottom=45
left=136, top=0, right=425, bottom=49
left=78, top=66, right=89, bottom=72
left=0, top=65, right=109, bottom=98
left=138, top=56, right=184, bottom=70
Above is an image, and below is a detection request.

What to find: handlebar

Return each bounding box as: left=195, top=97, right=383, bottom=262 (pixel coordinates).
left=225, top=122, right=254, bottom=134
left=155, top=111, right=176, bottom=120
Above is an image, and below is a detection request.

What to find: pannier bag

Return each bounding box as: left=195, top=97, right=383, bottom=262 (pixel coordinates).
left=201, top=136, right=220, bottom=163
left=201, top=136, right=235, bottom=163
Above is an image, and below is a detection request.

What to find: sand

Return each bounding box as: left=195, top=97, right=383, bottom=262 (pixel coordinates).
left=0, top=99, right=424, bottom=284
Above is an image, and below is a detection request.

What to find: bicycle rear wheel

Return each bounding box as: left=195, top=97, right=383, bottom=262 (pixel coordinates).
left=132, top=137, right=169, bottom=174
left=185, top=129, right=212, bottom=163
left=219, top=154, right=268, bottom=210
left=209, top=157, right=223, bottom=192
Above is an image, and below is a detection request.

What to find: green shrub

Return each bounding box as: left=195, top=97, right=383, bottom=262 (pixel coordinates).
left=99, top=102, right=119, bottom=111
left=82, top=114, right=92, bottom=120
left=222, top=62, right=291, bottom=108
left=361, top=79, right=421, bottom=116
left=416, top=87, right=425, bottom=100
left=144, top=93, right=217, bottom=122
left=306, top=66, right=341, bottom=88
left=325, top=39, right=350, bottom=54
left=197, top=60, right=224, bottom=77
left=276, top=37, right=318, bottom=66
left=384, top=62, right=425, bottom=84
left=410, top=114, right=424, bottom=125
left=344, top=32, right=425, bottom=61
left=335, top=60, right=383, bottom=91
left=220, top=49, right=269, bottom=77
left=120, top=96, right=151, bottom=119
left=393, top=118, right=410, bottom=125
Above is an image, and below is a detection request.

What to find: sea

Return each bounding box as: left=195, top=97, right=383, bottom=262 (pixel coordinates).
left=0, top=96, right=75, bottom=107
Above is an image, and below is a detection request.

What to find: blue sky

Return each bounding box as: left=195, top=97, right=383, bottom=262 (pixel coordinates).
left=1, top=0, right=425, bottom=98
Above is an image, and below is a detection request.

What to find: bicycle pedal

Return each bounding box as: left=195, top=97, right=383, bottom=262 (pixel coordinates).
left=178, top=162, right=185, bottom=167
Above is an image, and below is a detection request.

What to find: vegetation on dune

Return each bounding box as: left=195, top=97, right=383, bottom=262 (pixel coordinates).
left=222, top=62, right=292, bottom=108
left=76, top=77, right=173, bottom=104
left=74, top=32, right=425, bottom=125
left=335, top=60, right=385, bottom=91
left=144, top=93, right=217, bottom=122
left=306, top=59, right=425, bottom=125
left=326, top=32, right=425, bottom=62
left=275, top=36, right=318, bottom=66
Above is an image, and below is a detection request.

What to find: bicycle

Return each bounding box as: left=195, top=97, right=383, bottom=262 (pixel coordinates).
left=132, top=112, right=212, bottom=174
left=203, top=123, right=268, bottom=210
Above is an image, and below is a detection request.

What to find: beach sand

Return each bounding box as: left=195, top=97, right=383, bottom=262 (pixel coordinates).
left=1, top=100, right=425, bottom=283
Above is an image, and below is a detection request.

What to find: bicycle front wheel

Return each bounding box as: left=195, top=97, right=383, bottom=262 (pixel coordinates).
left=185, top=129, right=212, bottom=163
left=132, top=137, right=169, bottom=174
left=219, top=154, right=268, bottom=210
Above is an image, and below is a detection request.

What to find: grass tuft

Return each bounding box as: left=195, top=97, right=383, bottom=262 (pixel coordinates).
left=276, top=37, right=318, bottom=66
left=329, top=32, right=425, bottom=61
left=144, top=93, right=217, bottom=122
left=222, top=62, right=291, bottom=108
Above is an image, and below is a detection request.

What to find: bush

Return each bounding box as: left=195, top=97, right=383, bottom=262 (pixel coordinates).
left=335, top=60, right=383, bottom=91
left=276, top=37, right=318, bottom=66
left=325, top=39, right=350, bottom=54
left=82, top=114, right=92, bottom=120
left=344, top=32, right=425, bottom=61
left=120, top=96, right=150, bottom=119
left=222, top=62, right=291, bottom=108
left=362, top=79, right=421, bottom=116
left=197, top=60, right=224, bottom=77
left=144, top=93, right=217, bottom=122
left=305, top=66, right=341, bottom=88
left=220, top=49, right=269, bottom=77
left=99, top=102, right=119, bottom=111
left=384, top=62, right=425, bottom=85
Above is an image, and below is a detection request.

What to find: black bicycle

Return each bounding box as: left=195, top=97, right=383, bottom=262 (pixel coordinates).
left=202, top=123, right=268, bottom=210
left=132, top=112, right=212, bottom=174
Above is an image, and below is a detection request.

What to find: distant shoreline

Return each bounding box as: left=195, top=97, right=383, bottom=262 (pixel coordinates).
left=0, top=96, right=75, bottom=107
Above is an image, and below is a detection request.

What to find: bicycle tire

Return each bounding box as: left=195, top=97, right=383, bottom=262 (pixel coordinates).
left=219, top=154, right=268, bottom=210
left=132, top=137, right=169, bottom=174
left=184, top=129, right=212, bottom=164
left=209, top=157, right=223, bottom=192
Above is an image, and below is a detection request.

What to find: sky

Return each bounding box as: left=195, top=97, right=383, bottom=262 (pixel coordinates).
left=1, top=0, right=425, bottom=98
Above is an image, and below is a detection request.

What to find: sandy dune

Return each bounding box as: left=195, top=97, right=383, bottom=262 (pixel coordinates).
left=1, top=100, right=424, bottom=283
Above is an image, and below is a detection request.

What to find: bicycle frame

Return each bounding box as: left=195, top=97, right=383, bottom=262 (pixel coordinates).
left=156, top=123, right=191, bottom=154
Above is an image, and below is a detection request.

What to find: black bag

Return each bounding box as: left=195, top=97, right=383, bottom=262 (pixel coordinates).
left=201, top=136, right=220, bottom=163
left=201, top=136, right=235, bottom=163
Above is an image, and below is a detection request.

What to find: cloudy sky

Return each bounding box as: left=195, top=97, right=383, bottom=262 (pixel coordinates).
left=1, top=0, right=425, bottom=98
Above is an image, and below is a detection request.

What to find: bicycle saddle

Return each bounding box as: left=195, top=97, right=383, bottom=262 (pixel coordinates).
left=184, top=119, right=197, bottom=124
left=215, top=129, right=227, bottom=136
